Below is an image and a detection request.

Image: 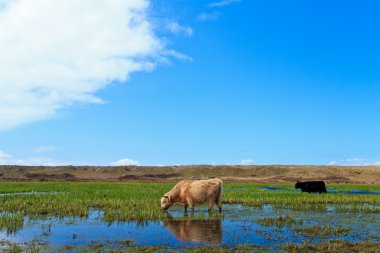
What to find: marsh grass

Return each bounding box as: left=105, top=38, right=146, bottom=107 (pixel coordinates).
left=0, top=211, right=24, bottom=234
left=284, top=239, right=380, bottom=253
left=0, top=182, right=378, bottom=225
left=55, top=243, right=164, bottom=253
left=0, top=242, right=22, bottom=253
left=224, top=185, right=380, bottom=207
left=30, top=244, right=271, bottom=253
left=294, top=225, right=350, bottom=236
left=234, top=244, right=264, bottom=252
left=0, top=182, right=378, bottom=252
left=257, top=214, right=298, bottom=227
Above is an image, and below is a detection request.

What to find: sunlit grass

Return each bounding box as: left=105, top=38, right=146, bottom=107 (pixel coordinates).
left=0, top=182, right=379, bottom=252
left=0, top=211, right=24, bottom=234
left=284, top=239, right=380, bottom=253
left=294, top=225, right=350, bottom=236
left=257, top=214, right=298, bottom=227
left=223, top=184, right=380, bottom=212
left=0, top=182, right=378, bottom=224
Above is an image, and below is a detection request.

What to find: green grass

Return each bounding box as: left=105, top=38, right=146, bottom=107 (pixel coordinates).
left=294, top=225, right=350, bottom=236
left=284, top=239, right=380, bottom=253
left=0, top=182, right=378, bottom=252
left=44, top=244, right=261, bottom=253
left=0, top=182, right=379, bottom=223
left=223, top=183, right=380, bottom=207
left=257, top=214, right=298, bottom=227
left=0, top=211, right=25, bottom=234
left=0, top=182, right=172, bottom=220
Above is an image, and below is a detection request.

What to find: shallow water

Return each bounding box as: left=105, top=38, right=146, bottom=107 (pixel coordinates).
left=0, top=204, right=379, bottom=250
left=0, top=191, right=62, bottom=196
left=329, top=189, right=380, bottom=195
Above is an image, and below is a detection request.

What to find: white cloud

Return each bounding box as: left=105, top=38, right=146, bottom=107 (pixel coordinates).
left=110, top=158, right=139, bottom=166
left=1, top=150, right=142, bottom=166
left=0, top=150, right=86, bottom=166
left=0, top=150, right=11, bottom=158
left=328, top=157, right=380, bottom=166
left=197, top=12, right=221, bottom=22
left=0, top=150, right=12, bottom=164
left=240, top=159, right=254, bottom=165
left=163, top=50, right=193, bottom=62
left=0, top=0, right=170, bottom=131
left=208, top=0, right=240, bottom=7
left=166, top=22, right=193, bottom=37
left=32, top=146, right=58, bottom=154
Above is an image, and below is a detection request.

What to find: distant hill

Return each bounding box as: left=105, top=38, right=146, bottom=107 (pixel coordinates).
left=0, top=165, right=379, bottom=184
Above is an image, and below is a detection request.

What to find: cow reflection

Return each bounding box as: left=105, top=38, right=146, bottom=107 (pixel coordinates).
left=162, top=219, right=222, bottom=244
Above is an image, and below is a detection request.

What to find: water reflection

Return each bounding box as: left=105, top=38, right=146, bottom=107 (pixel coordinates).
left=162, top=218, right=222, bottom=244
left=1, top=205, right=379, bottom=249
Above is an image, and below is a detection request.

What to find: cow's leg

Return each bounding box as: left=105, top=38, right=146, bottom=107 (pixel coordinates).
left=187, top=200, right=194, bottom=213
left=215, top=202, right=222, bottom=213
left=215, top=198, right=222, bottom=213
left=215, top=190, right=223, bottom=213
left=184, top=204, right=188, bottom=213
left=207, top=199, right=215, bottom=212
left=215, top=201, right=222, bottom=213
left=187, top=198, right=194, bottom=213
left=216, top=198, right=222, bottom=213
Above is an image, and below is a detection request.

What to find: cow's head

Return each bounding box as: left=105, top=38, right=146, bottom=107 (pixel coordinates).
left=160, top=195, right=173, bottom=210
left=295, top=181, right=301, bottom=189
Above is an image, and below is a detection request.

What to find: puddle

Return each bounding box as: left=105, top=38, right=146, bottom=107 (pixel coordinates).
left=0, top=191, right=62, bottom=196
left=328, top=189, right=380, bottom=195
left=262, top=186, right=281, bottom=191
left=0, top=204, right=379, bottom=250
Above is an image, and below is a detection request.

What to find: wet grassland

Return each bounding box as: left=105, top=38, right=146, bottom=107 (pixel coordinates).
left=0, top=182, right=379, bottom=252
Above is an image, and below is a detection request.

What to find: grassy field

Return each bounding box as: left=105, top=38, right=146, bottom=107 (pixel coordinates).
left=0, top=182, right=379, bottom=252
left=0, top=182, right=379, bottom=220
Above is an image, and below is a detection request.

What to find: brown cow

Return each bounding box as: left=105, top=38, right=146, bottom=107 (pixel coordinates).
left=160, top=178, right=223, bottom=213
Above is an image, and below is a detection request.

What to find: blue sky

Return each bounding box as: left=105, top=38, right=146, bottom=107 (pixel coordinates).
left=0, top=0, right=379, bottom=166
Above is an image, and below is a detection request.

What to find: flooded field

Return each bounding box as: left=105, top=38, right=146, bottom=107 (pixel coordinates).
left=1, top=204, right=380, bottom=249
left=0, top=182, right=379, bottom=252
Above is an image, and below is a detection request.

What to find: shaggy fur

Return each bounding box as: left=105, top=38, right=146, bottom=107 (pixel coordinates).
left=161, top=178, right=223, bottom=212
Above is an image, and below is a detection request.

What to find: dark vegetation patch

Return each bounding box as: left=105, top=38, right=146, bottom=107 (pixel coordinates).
left=144, top=173, right=181, bottom=178
left=294, top=225, right=350, bottom=236
left=257, top=214, right=298, bottom=227
left=284, top=240, right=380, bottom=253
left=25, top=173, right=77, bottom=181
left=118, top=173, right=181, bottom=180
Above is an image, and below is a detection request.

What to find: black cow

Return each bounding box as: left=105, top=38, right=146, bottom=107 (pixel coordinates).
left=295, top=181, right=327, bottom=193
